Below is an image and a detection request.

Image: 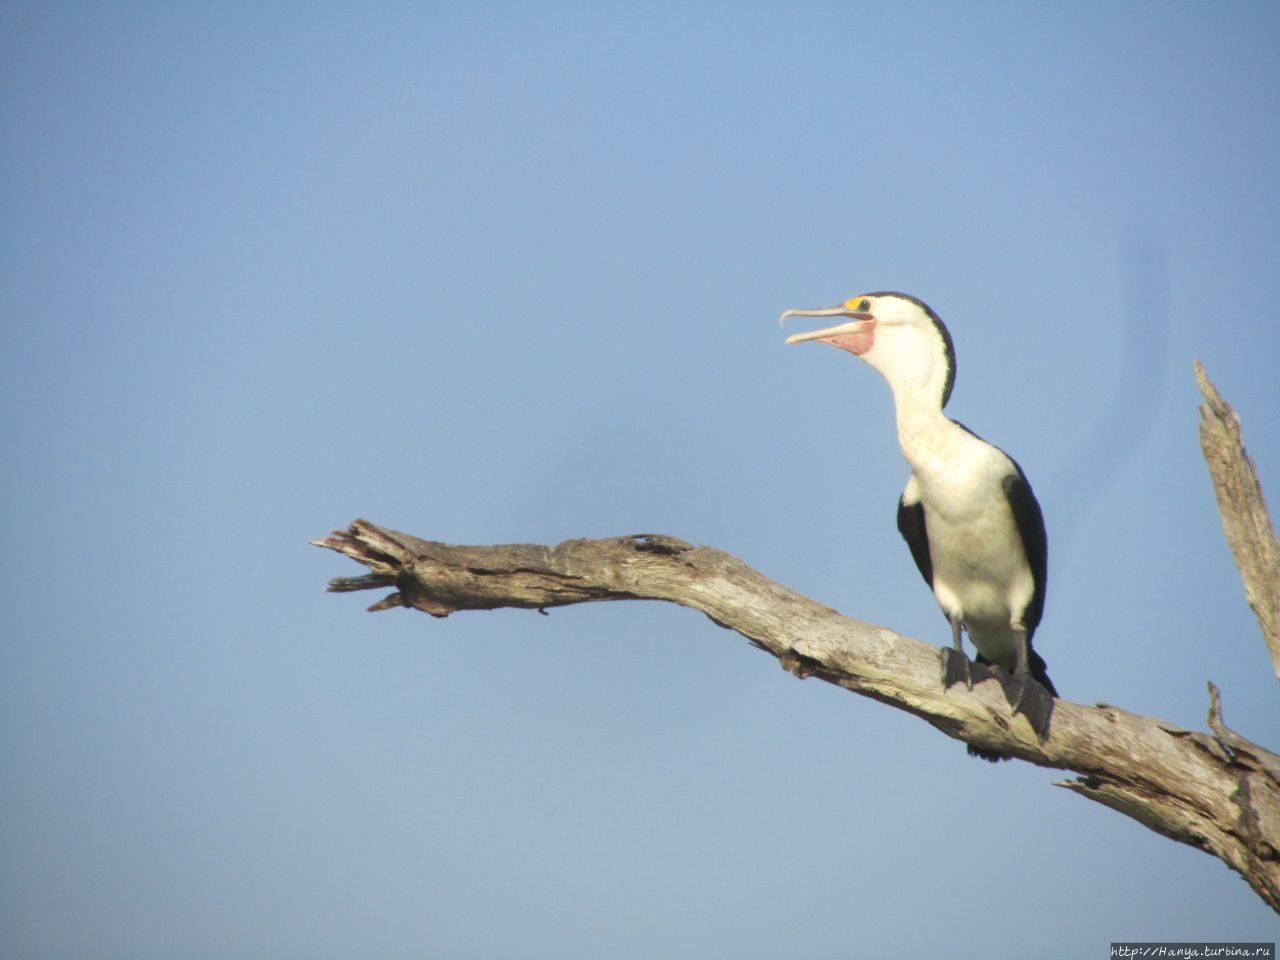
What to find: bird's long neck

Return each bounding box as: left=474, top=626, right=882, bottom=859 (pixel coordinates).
left=887, top=386, right=968, bottom=482
left=857, top=322, right=963, bottom=479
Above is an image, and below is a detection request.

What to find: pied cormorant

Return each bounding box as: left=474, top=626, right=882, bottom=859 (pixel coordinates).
left=782, top=291, right=1055, bottom=759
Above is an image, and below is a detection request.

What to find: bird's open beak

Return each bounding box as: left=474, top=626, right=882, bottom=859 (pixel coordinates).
left=779, top=306, right=872, bottom=345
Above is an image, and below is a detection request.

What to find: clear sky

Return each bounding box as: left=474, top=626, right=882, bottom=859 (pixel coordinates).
left=3, top=2, right=1278, bottom=956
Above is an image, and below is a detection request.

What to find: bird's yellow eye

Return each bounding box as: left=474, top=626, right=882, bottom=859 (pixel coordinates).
left=843, top=296, right=872, bottom=313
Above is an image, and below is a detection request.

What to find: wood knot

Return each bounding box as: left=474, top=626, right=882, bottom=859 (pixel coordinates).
left=627, top=534, right=691, bottom=556
left=779, top=650, right=821, bottom=680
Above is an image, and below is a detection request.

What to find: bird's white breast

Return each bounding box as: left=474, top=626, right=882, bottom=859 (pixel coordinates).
left=900, top=422, right=1035, bottom=668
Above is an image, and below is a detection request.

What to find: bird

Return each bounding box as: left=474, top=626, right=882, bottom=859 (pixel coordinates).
left=780, top=291, right=1055, bottom=760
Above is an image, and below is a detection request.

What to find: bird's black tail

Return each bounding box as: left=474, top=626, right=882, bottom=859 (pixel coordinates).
left=1028, top=648, right=1057, bottom=697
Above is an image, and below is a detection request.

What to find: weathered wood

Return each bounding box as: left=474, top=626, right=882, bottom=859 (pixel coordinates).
left=1195, top=360, right=1280, bottom=681
left=313, top=362, right=1280, bottom=913
left=313, top=519, right=1280, bottom=913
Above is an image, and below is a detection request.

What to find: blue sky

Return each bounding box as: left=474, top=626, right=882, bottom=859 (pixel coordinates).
left=3, top=2, right=1278, bottom=956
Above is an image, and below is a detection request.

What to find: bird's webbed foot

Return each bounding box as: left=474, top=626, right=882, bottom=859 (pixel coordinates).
left=939, top=646, right=973, bottom=690
left=1000, top=672, right=1054, bottom=743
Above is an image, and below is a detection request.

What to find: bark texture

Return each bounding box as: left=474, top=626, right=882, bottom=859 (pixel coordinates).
left=313, top=363, right=1279, bottom=914
left=313, top=521, right=1280, bottom=913
left=1196, top=360, right=1280, bottom=680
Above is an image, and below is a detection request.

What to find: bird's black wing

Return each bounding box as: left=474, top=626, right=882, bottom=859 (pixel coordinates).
left=896, top=480, right=933, bottom=589
left=1001, top=464, right=1048, bottom=638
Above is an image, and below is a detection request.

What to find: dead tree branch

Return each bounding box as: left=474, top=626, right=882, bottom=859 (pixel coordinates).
left=313, top=520, right=1280, bottom=912
left=313, top=362, right=1280, bottom=913
left=1195, top=360, right=1280, bottom=680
